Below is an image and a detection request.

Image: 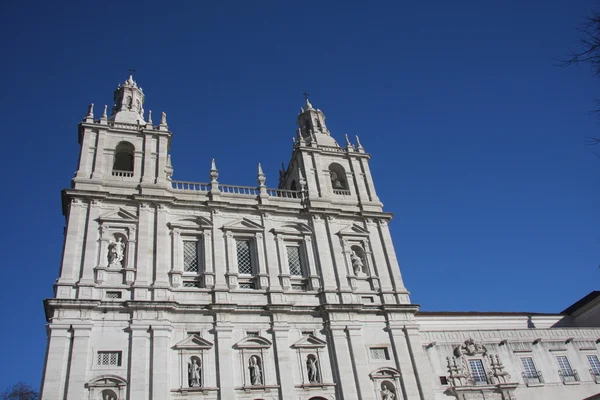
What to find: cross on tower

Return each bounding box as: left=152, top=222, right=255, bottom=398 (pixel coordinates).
left=128, top=68, right=136, bottom=76
left=302, top=92, right=310, bottom=101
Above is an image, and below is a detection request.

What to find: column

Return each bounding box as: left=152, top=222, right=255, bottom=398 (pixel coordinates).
left=57, top=199, right=87, bottom=287
left=377, top=220, right=407, bottom=292
left=215, top=320, right=235, bottom=400
left=75, top=129, right=96, bottom=179
left=359, top=158, right=380, bottom=203
left=262, top=213, right=282, bottom=292
left=303, top=236, right=321, bottom=290
left=349, top=156, right=370, bottom=204
left=311, top=215, right=337, bottom=292
left=405, top=327, right=435, bottom=400
left=301, top=153, right=320, bottom=197
left=154, top=204, right=170, bottom=287
left=275, top=235, right=289, bottom=290
left=134, top=203, right=153, bottom=296
left=328, top=325, right=359, bottom=399
left=141, top=133, right=154, bottom=184
left=271, top=321, right=294, bottom=397
left=156, top=135, right=169, bottom=186
left=91, top=129, right=106, bottom=179
left=255, top=232, right=268, bottom=289
left=325, top=217, right=352, bottom=294
left=129, top=325, right=151, bottom=399
left=203, top=229, right=215, bottom=288
left=65, top=325, right=92, bottom=399
left=79, top=200, right=101, bottom=290
left=40, top=324, right=71, bottom=400
left=152, top=326, right=172, bottom=399
left=212, top=210, right=228, bottom=290
left=346, top=325, right=377, bottom=400
left=387, top=324, right=421, bottom=400
left=367, top=221, right=393, bottom=293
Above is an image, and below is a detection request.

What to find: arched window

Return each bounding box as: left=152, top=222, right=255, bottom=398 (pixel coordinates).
left=113, top=142, right=135, bottom=173
left=328, top=163, right=348, bottom=191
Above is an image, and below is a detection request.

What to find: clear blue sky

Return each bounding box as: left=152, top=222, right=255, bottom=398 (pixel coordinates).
left=1, top=0, right=599, bottom=391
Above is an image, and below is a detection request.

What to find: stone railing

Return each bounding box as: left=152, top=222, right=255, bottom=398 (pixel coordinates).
left=266, top=188, right=303, bottom=199
left=171, top=181, right=210, bottom=191
left=112, top=170, right=134, bottom=177
left=218, top=184, right=259, bottom=196
left=318, top=145, right=346, bottom=153
left=170, top=181, right=303, bottom=200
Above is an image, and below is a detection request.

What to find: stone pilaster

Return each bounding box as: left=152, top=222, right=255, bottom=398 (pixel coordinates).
left=91, top=129, right=106, bottom=179
left=311, top=215, right=337, bottom=293
left=348, top=156, right=370, bottom=205
left=405, top=326, right=435, bottom=400
left=377, top=220, right=409, bottom=303
left=212, top=210, right=228, bottom=291
left=271, top=320, right=294, bottom=397
left=203, top=229, right=214, bottom=288
left=75, top=129, right=95, bottom=179
left=141, top=133, right=154, bottom=184
left=134, top=203, right=153, bottom=298
left=152, top=325, right=172, bottom=399
left=65, top=325, right=92, bottom=399
left=40, top=324, right=71, bottom=400
left=347, top=325, right=377, bottom=400
left=154, top=204, right=170, bottom=288
left=325, top=217, right=352, bottom=296
left=262, top=214, right=282, bottom=293
left=156, top=135, right=169, bottom=185
left=386, top=322, right=421, bottom=400
left=214, top=320, right=235, bottom=400
left=79, top=200, right=101, bottom=291
left=328, top=325, right=359, bottom=399
left=359, top=158, right=380, bottom=204
left=129, top=325, right=151, bottom=399
left=57, top=199, right=87, bottom=289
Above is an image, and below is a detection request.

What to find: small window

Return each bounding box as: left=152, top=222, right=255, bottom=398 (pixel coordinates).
left=106, top=291, right=122, bottom=299
left=236, top=239, right=253, bottom=275
left=370, top=347, right=390, bottom=360
left=302, top=330, right=313, bottom=336
left=521, top=357, right=542, bottom=383
left=97, top=351, right=122, bottom=367
left=246, top=331, right=259, bottom=337
left=469, top=359, right=487, bottom=384
left=183, top=281, right=201, bottom=288
left=439, top=376, right=448, bottom=385
left=286, top=245, right=303, bottom=276
left=183, top=241, right=200, bottom=273
left=361, top=296, right=374, bottom=303
left=589, top=355, right=600, bottom=376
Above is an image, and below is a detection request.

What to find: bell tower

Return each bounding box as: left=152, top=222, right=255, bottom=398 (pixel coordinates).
left=109, top=74, right=146, bottom=124
left=280, top=97, right=382, bottom=212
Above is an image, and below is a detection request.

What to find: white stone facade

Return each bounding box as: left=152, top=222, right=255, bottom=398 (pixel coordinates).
left=40, top=76, right=600, bottom=400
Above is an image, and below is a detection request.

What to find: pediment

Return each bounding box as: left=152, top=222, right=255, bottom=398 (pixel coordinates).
left=234, top=335, right=272, bottom=349
left=291, top=334, right=327, bottom=349
left=222, top=218, right=264, bottom=232
left=337, top=223, right=369, bottom=237
left=272, top=222, right=313, bottom=235
left=98, top=208, right=138, bottom=223
left=168, top=216, right=212, bottom=230
left=370, top=367, right=401, bottom=379
left=86, top=374, right=127, bottom=387
left=172, top=334, right=214, bottom=350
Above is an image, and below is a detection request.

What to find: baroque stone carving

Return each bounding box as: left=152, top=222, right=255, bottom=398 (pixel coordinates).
left=249, top=355, right=263, bottom=385
left=350, top=250, right=364, bottom=276
left=454, top=338, right=487, bottom=357
left=188, top=358, right=201, bottom=387
left=108, top=237, right=126, bottom=267
left=381, top=383, right=395, bottom=400
left=307, top=355, right=319, bottom=383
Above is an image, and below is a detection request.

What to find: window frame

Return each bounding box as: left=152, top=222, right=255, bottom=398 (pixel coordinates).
left=97, top=351, right=123, bottom=367
left=468, top=358, right=488, bottom=385
left=369, top=347, right=390, bottom=361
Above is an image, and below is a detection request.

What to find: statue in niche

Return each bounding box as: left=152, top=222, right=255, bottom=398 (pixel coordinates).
left=330, top=171, right=344, bottom=189
left=307, top=356, right=319, bottom=383
left=188, top=358, right=201, bottom=387
left=381, top=384, right=395, bottom=400
left=350, top=250, right=364, bottom=275
left=249, top=355, right=263, bottom=385
left=108, top=237, right=125, bottom=267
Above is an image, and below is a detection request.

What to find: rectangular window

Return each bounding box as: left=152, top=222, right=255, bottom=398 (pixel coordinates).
left=557, top=355, right=576, bottom=381
left=370, top=347, right=390, bottom=360
left=521, top=357, right=540, bottom=382
left=105, top=291, right=122, bottom=299
left=97, top=351, right=122, bottom=367
left=236, top=239, right=253, bottom=275
left=286, top=245, right=303, bottom=276
left=469, top=359, right=487, bottom=384
left=183, top=241, right=199, bottom=273
left=588, top=355, right=600, bottom=376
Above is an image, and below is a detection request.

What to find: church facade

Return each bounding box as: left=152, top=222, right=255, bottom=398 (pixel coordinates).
left=40, top=75, right=600, bottom=400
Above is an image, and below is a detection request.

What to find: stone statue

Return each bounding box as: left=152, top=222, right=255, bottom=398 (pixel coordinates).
left=108, top=237, right=125, bottom=267
left=188, top=358, right=201, bottom=387
left=350, top=250, right=364, bottom=275
left=381, top=384, right=395, bottom=400
left=103, top=394, right=116, bottom=400
left=331, top=171, right=344, bottom=189
left=249, top=355, right=262, bottom=385
left=307, top=356, right=319, bottom=383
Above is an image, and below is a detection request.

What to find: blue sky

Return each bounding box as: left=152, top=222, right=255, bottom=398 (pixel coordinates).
left=1, top=0, right=599, bottom=391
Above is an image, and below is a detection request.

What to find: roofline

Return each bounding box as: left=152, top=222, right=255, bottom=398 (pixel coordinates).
left=562, top=291, right=600, bottom=315
left=416, top=311, right=563, bottom=317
